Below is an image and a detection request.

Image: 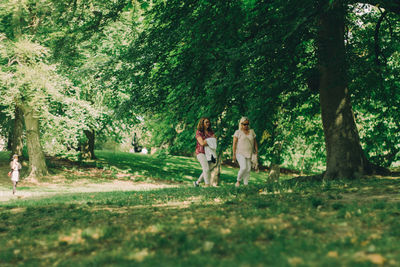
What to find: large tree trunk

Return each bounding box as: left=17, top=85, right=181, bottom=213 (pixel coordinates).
left=22, top=107, right=48, bottom=178
left=10, top=106, right=24, bottom=159
left=317, top=1, right=370, bottom=179
left=81, top=129, right=96, bottom=160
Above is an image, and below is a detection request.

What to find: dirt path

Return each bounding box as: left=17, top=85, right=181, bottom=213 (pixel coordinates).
left=0, top=160, right=181, bottom=202
left=0, top=179, right=179, bottom=202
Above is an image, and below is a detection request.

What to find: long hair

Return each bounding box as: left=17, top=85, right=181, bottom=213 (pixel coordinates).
left=197, top=117, right=211, bottom=133
left=238, top=116, right=250, bottom=130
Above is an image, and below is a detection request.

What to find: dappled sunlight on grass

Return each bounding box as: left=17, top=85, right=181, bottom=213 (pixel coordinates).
left=0, top=151, right=400, bottom=265
left=0, top=181, right=399, bottom=266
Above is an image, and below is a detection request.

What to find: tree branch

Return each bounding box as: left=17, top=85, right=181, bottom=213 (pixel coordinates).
left=374, top=9, right=387, bottom=66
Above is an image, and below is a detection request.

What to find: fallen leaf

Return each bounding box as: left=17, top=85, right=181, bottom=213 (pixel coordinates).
left=288, top=257, right=303, bottom=266
left=361, top=240, right=369, bottom=246
left=127, top=249, right=151, bottom=261
left=366, top=254, right=385, bottom=265
left=354, top=251, right=386, bottom=265
left=327, top=251, right=338, bottom=258
left=203, top=241, right=214, bottom=252
left=220, top=228, right=231, bottom=235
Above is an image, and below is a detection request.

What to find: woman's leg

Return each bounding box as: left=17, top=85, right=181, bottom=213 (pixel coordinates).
left=12, top=181, right=16, bottom=194
left=197, top=173, right=203, bottom=183
left=243, top=158, right=252, bottom=185
left=236, top=153, right=248, bottom=185
left=196, top=153, right=210, bottom=185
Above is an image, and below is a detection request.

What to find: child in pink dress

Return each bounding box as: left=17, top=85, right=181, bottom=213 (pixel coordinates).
left=10, top=154, right=22, bottom=195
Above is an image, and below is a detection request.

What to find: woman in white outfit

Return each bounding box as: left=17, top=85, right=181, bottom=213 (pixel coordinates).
left=10, top=154, right=22, bottom=195
left=194, top=117, right=216, bottom=187
left=232, top=117, right=258, bottom=187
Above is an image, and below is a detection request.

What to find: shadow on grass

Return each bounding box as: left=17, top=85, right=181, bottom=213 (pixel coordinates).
left=1, top=179, right=400, bottom=266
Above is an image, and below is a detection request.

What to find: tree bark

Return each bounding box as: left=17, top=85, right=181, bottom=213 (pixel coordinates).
left=268, top=122, right=282, bottom=181
left=81, top=129, right=96, bottom=160
left=10, top=106, right=24, bottom=159
left=210, top=153, right=221, bottom=186
left=22, top=107, right=48, bottom=178
left=317, top=1, right=370, bottom=179
left=269, top=164, right=280, bottom=182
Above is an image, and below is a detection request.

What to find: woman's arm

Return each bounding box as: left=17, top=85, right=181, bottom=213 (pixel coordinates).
left=196, top=136, right=207, bottom=146
left=254, top=137, right=258, bottom=154
left=232, top=136, right=238, bottom=162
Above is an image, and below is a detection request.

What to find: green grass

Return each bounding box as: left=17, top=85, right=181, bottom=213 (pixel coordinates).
left=0, top=151, right=399, bottom=266
left=94, top=150, right=284, bottom=185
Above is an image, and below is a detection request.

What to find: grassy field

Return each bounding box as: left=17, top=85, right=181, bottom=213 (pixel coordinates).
left=0, top=151, right=399, bottom=266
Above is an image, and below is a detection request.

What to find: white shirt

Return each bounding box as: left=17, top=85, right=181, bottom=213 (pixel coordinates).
left=204, top=137, right=217, bottom=162
left=234, top=129, right=256, bottom=158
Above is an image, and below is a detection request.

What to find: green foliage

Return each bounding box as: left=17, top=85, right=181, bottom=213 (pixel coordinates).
left=0, top=0, right=130, bottom=63
left=347, top=4, right=400, bottom=167
left=126, top=0, right=326, bottom=171
left=0, top=36, right=102, bottom=158
left=0, top=0, right=135, bottom=160
left=125, top=0, right=400, bottom=172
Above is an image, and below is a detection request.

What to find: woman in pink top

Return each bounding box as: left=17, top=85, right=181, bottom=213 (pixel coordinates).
left=193, top=117, right=215, bottom=187
left=232, top=117, right=258, bottom=187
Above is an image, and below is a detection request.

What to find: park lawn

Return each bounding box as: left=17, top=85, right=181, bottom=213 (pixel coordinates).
left=0, top=151, right=399, bottom=266
left=93, top=150, right=285, bottom=184
left=0, top=150, right=287, bottom=188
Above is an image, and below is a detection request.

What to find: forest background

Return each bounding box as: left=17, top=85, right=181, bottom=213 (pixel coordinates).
left=0, top=0, right=399, bottom=180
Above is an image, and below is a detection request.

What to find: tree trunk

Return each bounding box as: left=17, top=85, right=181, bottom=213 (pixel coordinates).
left=210, top=155, right=221, bottom=187
left=268, top=122, right=282, bottom=181
left=269, top=164, right=280, bottom=182
left=317, top=1, right=369, bottom=179
left=10, top=106, right=24, bottom=159
left=81, top=129, right=96, bottom=160
left=22, top=107, right=48, bottom=178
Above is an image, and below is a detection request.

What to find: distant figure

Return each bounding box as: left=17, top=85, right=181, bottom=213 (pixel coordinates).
left=193, top=117, right=216, bottom=187
left=10, top=154, right=22, bottom=195
left=131, top=133, right=142, bottom=153
left=232, top=117, right=258, bottom=187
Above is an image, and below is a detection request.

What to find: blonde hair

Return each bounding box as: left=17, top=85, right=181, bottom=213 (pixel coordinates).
left=239, top=117, right=250, bottom=130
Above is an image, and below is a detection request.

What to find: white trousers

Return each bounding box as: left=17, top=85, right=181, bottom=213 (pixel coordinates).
left=197, top=153, right=213, bottom=185
left=236, top=153, right=251, bottom=185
